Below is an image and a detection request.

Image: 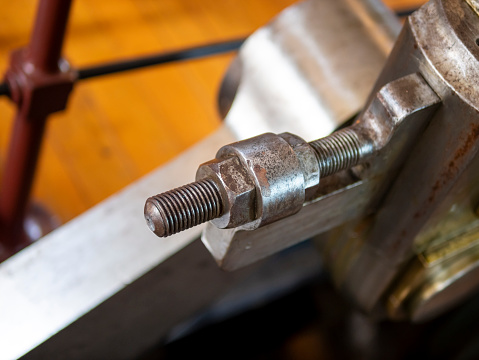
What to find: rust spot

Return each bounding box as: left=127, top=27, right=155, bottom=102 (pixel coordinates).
left=453, top=123, right=479, bottom=161
left=427, top=180, right=440, bottom=204
left=253, top=164, right=271, bottom=196
left=417, top=123, right=479, bottom=218
left=220, top=167, right=240, bottom=193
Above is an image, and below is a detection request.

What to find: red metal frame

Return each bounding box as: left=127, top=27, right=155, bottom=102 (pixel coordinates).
left=0, top=0, right=243, bottom=261
left=0, top=0, right=76, bottom=258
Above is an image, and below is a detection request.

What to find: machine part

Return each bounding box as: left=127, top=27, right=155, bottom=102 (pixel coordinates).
left=219, top=0, right=400, bottom=141
left=202, top=73, right=440, bottom=271
left=0, top=126, right=322, bottom=360
left=0, top=0, right=405, bottom=357
left=143, top=0, right=404, bottom=240
left=198, top=0, right=479, bottom=324
left=145, top=179, right=223, bottom=238
left=331, top=0, right=479, bottom=321
left=146, top=72, right=440, bottom=269
left=144, top=0, right=479, bottom=325
left=0, top=0, right=398, bottom=257
left=387, top=224, right=479, bottom=322
left=145, top=127, right=375, bottom=237
left=466, top=0, right=479, bottom=15
left=0, top=0, right=76, bottom=256
left=194, top=156, right=257, bottom=230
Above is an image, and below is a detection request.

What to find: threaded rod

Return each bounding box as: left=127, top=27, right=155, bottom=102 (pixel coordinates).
left=145, top=128, right=371, bottom=238
left=144, top=178, right=223, bottom=237
left=309, top=127, right=365, bottom=177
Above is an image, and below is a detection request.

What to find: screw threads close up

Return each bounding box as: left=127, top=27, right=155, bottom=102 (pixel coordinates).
left=145, top=128, right=371, bottom=238
left=309, top=128, right=363, bottom=178
left=144, top=178, right=223, bottom=237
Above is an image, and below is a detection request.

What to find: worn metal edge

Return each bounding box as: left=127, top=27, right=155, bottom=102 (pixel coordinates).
left=0, top=125, right=236, bottom=360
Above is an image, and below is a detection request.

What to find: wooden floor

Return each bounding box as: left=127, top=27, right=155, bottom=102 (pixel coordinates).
left=0, top=0, right=425, bottom=224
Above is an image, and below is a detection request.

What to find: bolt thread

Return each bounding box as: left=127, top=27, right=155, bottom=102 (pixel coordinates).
left=309, top=128, right=363, bottom=178
left=146, top=178, right=223, bottom=237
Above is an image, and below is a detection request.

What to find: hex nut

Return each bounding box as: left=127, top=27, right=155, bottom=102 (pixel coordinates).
left=196, top=156, right=256, bottom=228
left=279, top=132, right=320, bottom=190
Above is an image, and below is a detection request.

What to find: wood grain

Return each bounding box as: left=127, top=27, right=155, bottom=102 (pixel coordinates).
left=0, top=0, right=426, bottom=223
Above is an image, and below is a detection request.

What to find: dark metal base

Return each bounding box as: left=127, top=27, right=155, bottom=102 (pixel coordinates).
left=150, top=278, right=479, bottom=360
left=0, top=202, right=59, bottom=262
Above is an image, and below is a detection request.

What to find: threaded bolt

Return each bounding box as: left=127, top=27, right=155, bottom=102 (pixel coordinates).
left=145, top=128, right=371, bottom=238
left=309, top=127, right=366, bottom=177
left=144, top=178, right=223, bottom=237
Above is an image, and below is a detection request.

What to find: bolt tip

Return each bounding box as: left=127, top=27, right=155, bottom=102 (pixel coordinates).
left=144, top=179, right=223, bottom=237
left=144, top=199, right=167, bottom=237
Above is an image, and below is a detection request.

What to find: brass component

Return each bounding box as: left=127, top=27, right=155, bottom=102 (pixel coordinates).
left=387, top=226, right=479, bottom=322
left=466, top=0, right=479, bottom=16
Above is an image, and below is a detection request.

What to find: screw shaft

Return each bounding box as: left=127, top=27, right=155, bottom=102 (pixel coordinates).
left=144, top=178, right=223, bottom=237
left=309, top=127, right=366, bottom=177
left=145, top=128, right=371, bottom=238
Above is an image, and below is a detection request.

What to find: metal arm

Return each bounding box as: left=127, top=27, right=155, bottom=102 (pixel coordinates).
left=145, top=0, right=479, bottom=323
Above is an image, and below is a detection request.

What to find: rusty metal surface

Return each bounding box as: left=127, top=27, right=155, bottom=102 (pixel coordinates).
left=200, top=73, right=440, bottom=271
left=144, top=0, right=479, bottom=324
left=215, top=133, right=312, bottom=229
left=145, top=123, right=375, bottom=238
left=145, top=132, right=321, bottom=235
left=196, top=156, right=257, bottom=229
left=337, top=0, right=479, bottom=319
left=149, top=72, right=445, bottom=239
left=146, top=73, right=440, bottom=272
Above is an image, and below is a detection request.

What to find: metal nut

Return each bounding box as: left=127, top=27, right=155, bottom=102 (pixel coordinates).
left=279, top=132, right=320, bottom=190
left=196, top=156, right=256, bottom=229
